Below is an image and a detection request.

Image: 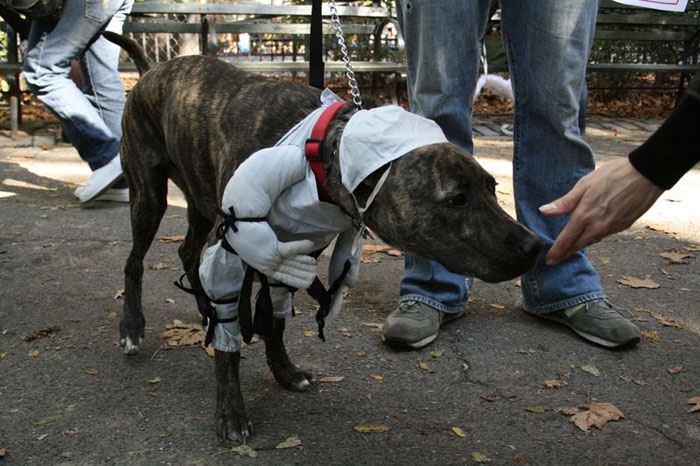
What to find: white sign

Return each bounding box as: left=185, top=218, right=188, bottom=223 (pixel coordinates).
left=612, top=0, right=688, bottom=12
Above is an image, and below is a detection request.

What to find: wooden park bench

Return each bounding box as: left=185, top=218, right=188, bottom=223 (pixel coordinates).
left=483, top=0, right=698, bottom=95
left=0, top=1, right=403, bottom=135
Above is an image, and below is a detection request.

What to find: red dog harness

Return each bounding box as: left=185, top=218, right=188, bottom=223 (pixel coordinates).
left=304, top=101, right=348, bottom=204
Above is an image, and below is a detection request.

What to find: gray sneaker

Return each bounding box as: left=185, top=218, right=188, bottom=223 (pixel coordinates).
left=381, top=300, right=464, bottom=349
left=525, top=299, right=640, bottom=349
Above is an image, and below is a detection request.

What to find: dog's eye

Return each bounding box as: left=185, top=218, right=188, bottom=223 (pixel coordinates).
left=446, top=193, right=469, bottom=208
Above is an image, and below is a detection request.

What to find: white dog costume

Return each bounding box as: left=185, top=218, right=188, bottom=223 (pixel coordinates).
left=197, top=89, right=447, bottom=352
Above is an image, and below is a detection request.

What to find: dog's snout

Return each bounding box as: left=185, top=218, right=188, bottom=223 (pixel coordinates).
left=506, top=232, right=543, bottom=257
left=518, top=234, right=544, bottom=256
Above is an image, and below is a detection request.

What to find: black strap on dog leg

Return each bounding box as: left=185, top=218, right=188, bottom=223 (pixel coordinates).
left=306, top=259, right=351, bottom=341
left=253, top=273, right=274, bottom=337
left=172, top=273, right=239, bottom=347
left=238, top=267, right=275, bottom=342
left=309, top=0, right=324, bottom=89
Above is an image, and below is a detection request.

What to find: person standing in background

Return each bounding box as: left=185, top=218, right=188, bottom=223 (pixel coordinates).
left=23, top=0, right=134, bottom=203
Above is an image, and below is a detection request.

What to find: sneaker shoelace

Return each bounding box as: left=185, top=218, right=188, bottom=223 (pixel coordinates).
left=399, top=300, right=421, bottom=314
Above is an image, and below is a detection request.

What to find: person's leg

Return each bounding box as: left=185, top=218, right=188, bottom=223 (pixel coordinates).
left=382, top=0, right=490, bottom=348
left=501, top=0, right=639, bottom=347
left=80, top=0, right=133, bottom=141
left=579, top=79, right=588, bottom=134
left=23, top=0, right=126, bottom=170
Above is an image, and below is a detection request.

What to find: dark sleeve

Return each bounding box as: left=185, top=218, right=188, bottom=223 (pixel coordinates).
left=628, top=65, right=700, bottom=190
left=687, top=63, right=700, bottom=101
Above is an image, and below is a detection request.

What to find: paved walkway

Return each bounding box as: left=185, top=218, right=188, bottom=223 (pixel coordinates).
left=0, top=116, right=698, bottom=464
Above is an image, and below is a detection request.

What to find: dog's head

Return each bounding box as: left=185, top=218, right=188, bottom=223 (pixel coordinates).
left=324, top=105, right=542, bottom=282
left=356, top=142, right=543, bottom=282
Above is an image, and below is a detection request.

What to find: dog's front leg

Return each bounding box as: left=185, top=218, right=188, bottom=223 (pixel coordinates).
left=215, top=349, right=252, bottom=442
left=264, top=317, right=316, bottom=391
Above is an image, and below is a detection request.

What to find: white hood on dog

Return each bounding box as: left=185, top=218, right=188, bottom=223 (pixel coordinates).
left=339, top=106, right=448, bottom=193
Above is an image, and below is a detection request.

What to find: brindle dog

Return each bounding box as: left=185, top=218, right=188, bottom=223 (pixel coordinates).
left=106, top=33, right=543, bottom=442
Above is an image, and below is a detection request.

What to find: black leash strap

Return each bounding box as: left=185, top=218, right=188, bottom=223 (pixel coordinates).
left=309, top=0, right=324, bottom=89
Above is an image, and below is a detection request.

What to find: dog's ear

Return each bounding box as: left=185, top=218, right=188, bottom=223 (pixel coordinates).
left=352, top=163, right=388, bottom=208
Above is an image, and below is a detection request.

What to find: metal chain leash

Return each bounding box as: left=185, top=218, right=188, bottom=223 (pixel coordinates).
left=328, top=0, right=363, bottom=109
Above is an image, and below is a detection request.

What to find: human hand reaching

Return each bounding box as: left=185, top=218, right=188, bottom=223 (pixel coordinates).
left=540, top=158, right=663, bottom=265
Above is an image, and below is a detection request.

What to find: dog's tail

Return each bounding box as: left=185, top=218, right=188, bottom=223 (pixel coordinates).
left=102, top=31, right=151, bottom=76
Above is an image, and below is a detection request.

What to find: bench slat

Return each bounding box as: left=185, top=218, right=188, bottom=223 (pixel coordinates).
left=118, top=59, right=405, bottom=74
left=130, top=2, right=391, bottom=18
left=594, top=29, right=695, bottom=41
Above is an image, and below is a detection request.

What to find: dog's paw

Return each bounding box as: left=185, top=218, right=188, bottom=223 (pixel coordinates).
left=121, top=336, right=142, bottom=355
left=276, top=369, right=316, bottom=392
left=216, top=413, right=253, bottom=443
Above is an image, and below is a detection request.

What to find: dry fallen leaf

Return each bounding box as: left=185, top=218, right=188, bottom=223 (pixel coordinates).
left=617, top=276, right=660, bottom=289
left=319, top=376, right=345, bottom=383
left=354, top=425, right=390, bottom=433
left=687, top=397, right=700, bottom=413
left=561, top=407, right=579, bottom=416
left=303, top=330, right=316, bottom=337
left=231, top=444, right=256, bottom=458
left=35, top=415, right=63, bottom=425
left=360, top=322, right=382, bottom=329
left=27, top=350, right=39, bottom=357
left=667, top=366, right=683, bottom=374
left=544, top=379, right=568, bottom=388
left=275, top=435, right=302, bottom=449
left=452, top=426, right=467, bottom=438
left=659, top=250, right=695, bottom=264
left=147, top=376, right=162, bottom=384
left=641, top=330, right=660, bottom=341
left=157, top=235, right=185, bottom=243
left=636, top=308, right=684, bottom=328
left=23, top=325, right=60, bottom=341
left=431, top=349, right=444, bottom=358
left=417, top=355, right=434, bottom=373
left=149, top=262, right=170, bottom=270
left=581, top=364, right=601, bottom=377
left=472, top=452, right=491, bottom=463
left=370, top=375, right=384, bottom=381
left=362, top=243, right=403, bottom=257
left=568, top=402, right=624, bottom=434
left=84, top=368, right=99, bottom=375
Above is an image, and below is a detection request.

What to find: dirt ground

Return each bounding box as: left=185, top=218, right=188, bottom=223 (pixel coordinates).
left=0, top=106, right=699, bottom=464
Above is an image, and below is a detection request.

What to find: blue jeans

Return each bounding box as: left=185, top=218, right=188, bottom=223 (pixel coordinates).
left=23, top=0, right=134, bottom=171
left=396, top=0, right=605, bottom=314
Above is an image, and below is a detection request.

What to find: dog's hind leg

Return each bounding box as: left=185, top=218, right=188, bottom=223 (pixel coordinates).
left=121, top=163, right=169, bottom=355
left=264, top=317, right=316, bottom=391
left=215, top=349, right=252, bottom=442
